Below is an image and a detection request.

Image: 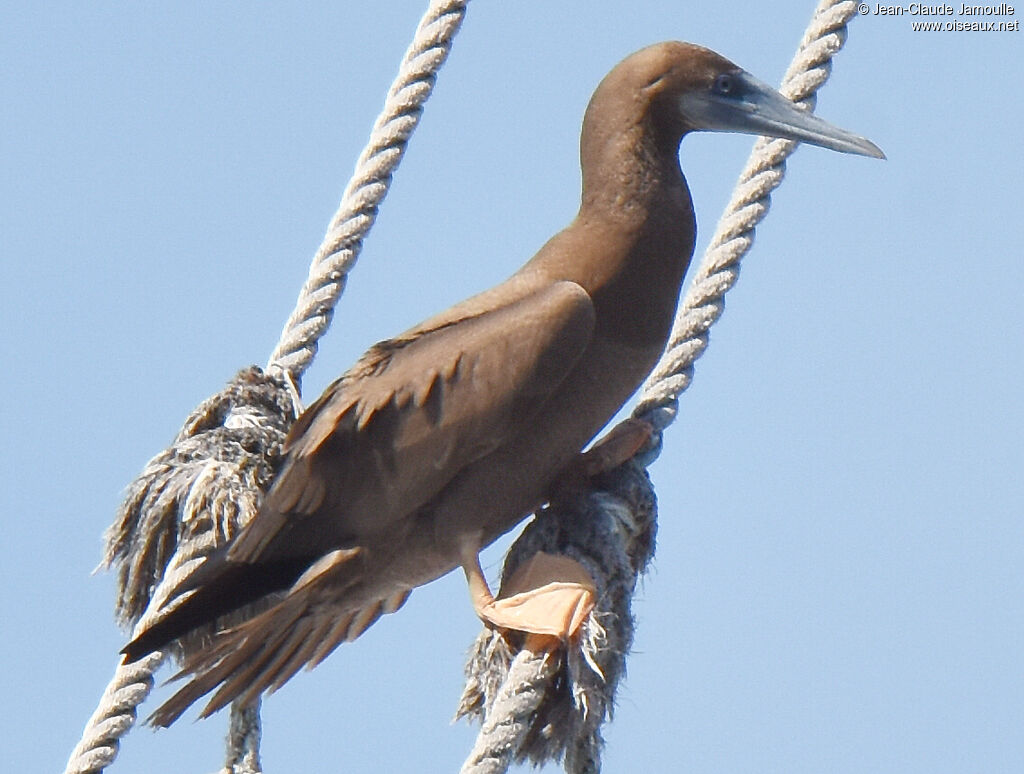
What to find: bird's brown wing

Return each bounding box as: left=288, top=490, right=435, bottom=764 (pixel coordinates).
left=122, top=279, right=596, bottom=667
left=228, top=278, right=596, bottom=564
left=143, top=280, right=596, bottom=725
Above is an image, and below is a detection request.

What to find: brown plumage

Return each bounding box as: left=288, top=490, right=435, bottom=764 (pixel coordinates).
left=123, top=41, right=882, bottom=726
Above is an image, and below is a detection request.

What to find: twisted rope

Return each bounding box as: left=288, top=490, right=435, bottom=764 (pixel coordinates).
left=459, top=650, right=560, bottom=774
left=65, top=585, right=271, bottom=774
left=65, top=3, right=470, bottom=772
left=63, top=653, right=163, bottom=774
left=457, top=465, right=657, bottom=774
left=459, top=2, right=864, bottom=771
left=634, top=0, right=858, bottom=437
left=266, top=0, right=470, bottom=379
left=64, top=550, right=219, bottom=773
left=67, top=367, right=294, bottom=774
left=223, top=701, right=263, bottom=774
left=66, top=555, right=269, bottom=774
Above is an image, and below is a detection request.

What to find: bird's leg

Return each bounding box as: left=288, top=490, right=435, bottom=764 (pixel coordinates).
left=468, top=418, right=652, bottom=651
left=460, top=538, right=499, bottom=616
left=458, top=420, right=651, bottom=647
left=550, top=418, right=654, bottom=501
left=459, top=537, right=595, bottom=648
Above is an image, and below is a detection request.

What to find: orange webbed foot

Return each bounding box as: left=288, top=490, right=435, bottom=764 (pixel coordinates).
left=462, top=541, right=596, bottom=651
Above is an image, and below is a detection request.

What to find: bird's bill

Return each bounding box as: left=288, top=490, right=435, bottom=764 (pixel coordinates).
left=680, top=71, right=885, bottom=159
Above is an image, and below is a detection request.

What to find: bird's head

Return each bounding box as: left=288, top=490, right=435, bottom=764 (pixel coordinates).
left=583, top=41, right=884, bottom=164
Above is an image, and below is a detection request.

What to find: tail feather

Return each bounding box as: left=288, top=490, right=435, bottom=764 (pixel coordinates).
left=148, top=585, right=412, bottom=726
left=121, top=553, right=312, bottom=662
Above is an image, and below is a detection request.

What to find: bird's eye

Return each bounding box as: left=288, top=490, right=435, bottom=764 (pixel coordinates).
left=713, top=73, right=736, bottom=96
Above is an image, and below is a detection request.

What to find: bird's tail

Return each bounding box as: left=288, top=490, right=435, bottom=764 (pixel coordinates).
left=120, top=550, right=313, bottom=663
left=146, top=547, right=411, bottom=726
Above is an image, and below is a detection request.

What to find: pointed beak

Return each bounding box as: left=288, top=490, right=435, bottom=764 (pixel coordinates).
left=680, top=71, right=885, bottom=159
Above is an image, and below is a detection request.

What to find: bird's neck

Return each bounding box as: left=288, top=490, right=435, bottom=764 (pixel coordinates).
left=539, top=121, right=696, bottom=348
left=579, top=113, right=684, bottom=213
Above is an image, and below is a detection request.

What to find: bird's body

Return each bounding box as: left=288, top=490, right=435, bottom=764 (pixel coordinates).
left=123, top=42, right=882, bottom=724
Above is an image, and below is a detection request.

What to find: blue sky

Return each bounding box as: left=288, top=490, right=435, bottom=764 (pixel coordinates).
left=3, top=2, right=1022, bottom=772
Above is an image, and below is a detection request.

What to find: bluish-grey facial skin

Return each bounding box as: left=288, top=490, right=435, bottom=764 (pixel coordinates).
left=679, top=69, right=885, bottom=159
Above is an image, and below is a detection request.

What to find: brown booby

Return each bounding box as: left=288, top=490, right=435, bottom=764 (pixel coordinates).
left=122, top=41, right=883, bottom=725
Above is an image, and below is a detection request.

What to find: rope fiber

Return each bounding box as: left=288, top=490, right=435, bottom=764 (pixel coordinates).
left=266, top=0, right=470, bottom=380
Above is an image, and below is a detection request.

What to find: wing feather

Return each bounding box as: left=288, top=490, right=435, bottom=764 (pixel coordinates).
left=229, top=280, right=595, bottom=564
left=145, top=280, right=596, bottom=724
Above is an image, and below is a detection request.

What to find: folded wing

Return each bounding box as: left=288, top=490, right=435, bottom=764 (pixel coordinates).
left=123, top=280, right=596, bottom=702
left=231, top=278, right=596, bottom=562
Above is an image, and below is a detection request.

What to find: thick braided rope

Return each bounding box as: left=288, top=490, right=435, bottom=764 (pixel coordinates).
left=65, top=4, right=469, bottom=772
left=63, top=555, right=203, bottom=774
left=62, top=653, right=163, bottom=774
left=460, top=2, right=862, bottom=771
left=266, top=0, right=469, bottom=378
left=65, top=558, right=264, bottom=774
left=634, top=0, right=858, bottom=436
left=224, top=701, right=263, bottom=774
left=458, top=465, right=656, bottom=773
left=65, top=368, right=292, bottom=774
left=459, top=651, right=559, bottom=774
